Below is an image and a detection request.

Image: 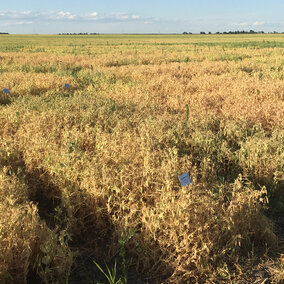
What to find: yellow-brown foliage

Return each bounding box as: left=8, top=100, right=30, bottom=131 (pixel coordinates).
left=0, top=34, right=283, bottom=283
left=0, top=168, right=72, bottom=283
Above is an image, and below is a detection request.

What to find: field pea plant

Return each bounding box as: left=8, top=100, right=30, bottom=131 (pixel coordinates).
left=0, top=34, right=283, bottom=283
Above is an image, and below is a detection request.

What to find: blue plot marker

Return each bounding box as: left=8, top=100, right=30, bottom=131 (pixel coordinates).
left=178, top=173, right=192, bottom=187
left=64, top=83, right=70, bottom=89
left=3, top=89, right=9, bottom=99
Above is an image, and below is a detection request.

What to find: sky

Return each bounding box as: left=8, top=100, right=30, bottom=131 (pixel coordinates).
left=0, top=0, right=283, bottom=34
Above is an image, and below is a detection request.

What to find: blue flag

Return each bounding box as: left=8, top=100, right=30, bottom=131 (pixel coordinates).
left=64, top=84, right=70, bottom=89
left=3, top=89, right=9, bottom=94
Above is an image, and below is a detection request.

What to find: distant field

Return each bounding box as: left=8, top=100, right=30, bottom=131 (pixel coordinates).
left=0, top=34, right=283, bottom=283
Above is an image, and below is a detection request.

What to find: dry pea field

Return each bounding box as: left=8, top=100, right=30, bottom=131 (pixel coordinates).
left=0, top=34, right=284, bottom=283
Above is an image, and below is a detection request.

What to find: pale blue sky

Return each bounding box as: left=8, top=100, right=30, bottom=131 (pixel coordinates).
left=0, top=0, right=283, bottom=34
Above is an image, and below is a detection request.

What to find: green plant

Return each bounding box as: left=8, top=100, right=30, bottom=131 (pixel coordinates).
left=185, top=104, right=189, bottom=123
left=93, top=260, right=125, bottom=284
left=16, top=112, right=20, bottom=129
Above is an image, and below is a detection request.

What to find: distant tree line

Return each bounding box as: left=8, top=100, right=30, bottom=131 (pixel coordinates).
left=0, top=32, right=9, bottom=34
left=59, top=33, right=98, bottom=35
left=215, top=30, right=264, bottom=34
left=183, top=30, right=283, bottom=35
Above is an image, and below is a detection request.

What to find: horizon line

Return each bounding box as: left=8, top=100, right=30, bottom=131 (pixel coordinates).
left=1, top=31, right=284, bottom=35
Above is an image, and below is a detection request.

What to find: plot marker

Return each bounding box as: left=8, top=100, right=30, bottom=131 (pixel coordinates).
left=3, top=89, right=9, bottom=99
left=178, top=173, right=192, bottom=187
